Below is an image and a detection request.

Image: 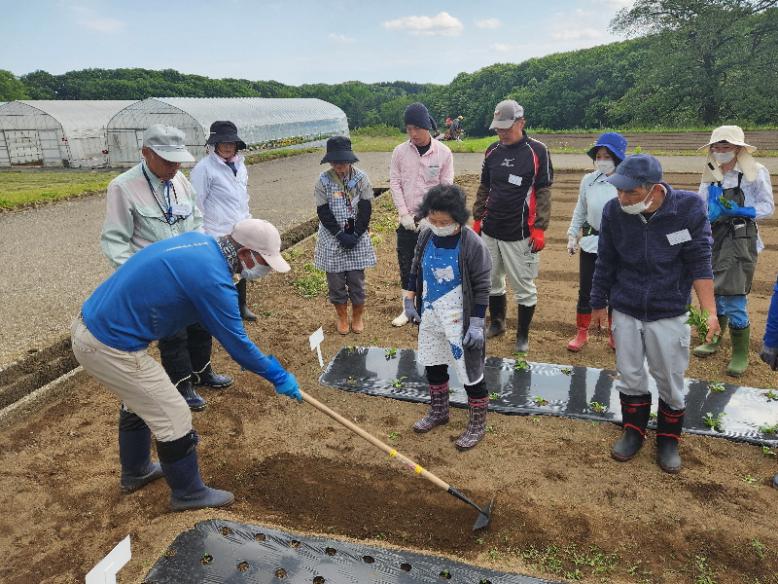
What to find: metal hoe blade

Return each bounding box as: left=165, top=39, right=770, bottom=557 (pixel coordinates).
left=447, top=487, right=495, bottom=531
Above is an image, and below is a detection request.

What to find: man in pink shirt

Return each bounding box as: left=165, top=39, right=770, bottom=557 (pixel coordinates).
left=389, top=102, right=455, bottom=326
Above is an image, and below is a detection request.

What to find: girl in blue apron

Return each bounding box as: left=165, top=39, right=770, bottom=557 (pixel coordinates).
left=403, top=185, right=493, bottom=449
left=314, top=136, right=376, bottom=335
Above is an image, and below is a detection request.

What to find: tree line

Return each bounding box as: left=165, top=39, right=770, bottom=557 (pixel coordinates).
left=1, top=1, right=776, bottom=135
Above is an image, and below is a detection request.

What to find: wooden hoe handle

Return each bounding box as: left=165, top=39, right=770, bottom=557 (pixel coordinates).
left=300, top=390, right=450, bottom=491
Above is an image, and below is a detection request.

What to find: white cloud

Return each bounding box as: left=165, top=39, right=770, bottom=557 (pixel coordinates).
left=328, top=33, right=356, bottom=44
left=551, top=27, right=606, bottom=41
left=70, top=5, right=125, bottom=33
left=383, top=11, right=464, bottom=37
left=475, top=18, right=501, bottom=29
left=593, top=0, right=633, bottom=9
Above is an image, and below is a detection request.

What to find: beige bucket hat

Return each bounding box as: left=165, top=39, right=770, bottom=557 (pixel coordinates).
left=700, top=125, right=759, bottom=182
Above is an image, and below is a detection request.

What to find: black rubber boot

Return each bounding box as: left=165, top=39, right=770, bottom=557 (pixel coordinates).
left=177, top=379, right=207, bottom=411
left=486, top=295, right=507, bottom=339
left=237, top=278, right=257, bottom=322
left=192, top=363, right=234, bottom=389
left=656, top=401, right=684, bottom=473
left=611, top=393, right=651, bottom=462
left=773, top=474, right=778, bottom=489
left=118, top=409, right=163, bottom=493
left=515, top=304, right=536, bottom=354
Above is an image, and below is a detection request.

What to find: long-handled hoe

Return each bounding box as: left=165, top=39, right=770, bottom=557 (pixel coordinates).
left=301, top=390, right=495, bottom=531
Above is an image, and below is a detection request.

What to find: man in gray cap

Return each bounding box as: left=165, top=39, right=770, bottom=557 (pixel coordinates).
left=472, top=100, right=553, bottom=354
left=590, top=154, right=719, bottom=474
left=101, top=124, right=233, bottom=413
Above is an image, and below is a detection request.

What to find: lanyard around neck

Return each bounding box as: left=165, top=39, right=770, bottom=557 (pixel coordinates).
left=142, top=166, right=180, bottom=224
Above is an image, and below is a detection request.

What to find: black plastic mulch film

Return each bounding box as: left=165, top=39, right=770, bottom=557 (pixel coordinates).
left=320, top=347, right=778, bottom=447
left=144, top=520, right=560, bottom=583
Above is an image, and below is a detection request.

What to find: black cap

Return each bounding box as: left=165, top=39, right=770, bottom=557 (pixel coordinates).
left=206, top=121, right=246, bottom=150
left=320, top=135, right=358, bottom=164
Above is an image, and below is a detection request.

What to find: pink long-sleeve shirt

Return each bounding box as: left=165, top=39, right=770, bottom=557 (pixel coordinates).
left=389, top=139, right=454, bottom=218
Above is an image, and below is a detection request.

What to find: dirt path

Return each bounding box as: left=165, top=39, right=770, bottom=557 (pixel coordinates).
left=1, top=184, right=777, bottom=583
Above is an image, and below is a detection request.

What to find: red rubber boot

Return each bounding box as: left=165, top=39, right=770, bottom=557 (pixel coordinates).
left=567, top=313, right=591, bottom=352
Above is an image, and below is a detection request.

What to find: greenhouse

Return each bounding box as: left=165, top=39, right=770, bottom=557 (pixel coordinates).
left=106, top=97, right=350, bottom=166
left=0, top=100, right=135, bottom=168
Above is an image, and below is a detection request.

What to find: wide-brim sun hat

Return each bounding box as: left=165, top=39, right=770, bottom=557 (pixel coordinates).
left=587, top=132, right=628, bottom=164
left=206, top=120, right=247, bottom=150
left=699, top=125, right=756, bottom=153
left=231, top=219, right=290, bottom=273
left=320, top=135, right=359, bottom=164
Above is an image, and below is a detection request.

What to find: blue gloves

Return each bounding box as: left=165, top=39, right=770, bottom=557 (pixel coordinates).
left=462, top=316, right=485, bottom=350
left=403, top=296, right=421, bottom=324
left=707, top=184, right=756, bottom=220
left=336, top=231, right=358, bottom=249
left=274, top=372, right=302, bottom=402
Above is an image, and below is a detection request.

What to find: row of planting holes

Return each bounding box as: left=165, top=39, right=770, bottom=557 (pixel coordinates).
left=202, top=528, right=492, bottom=583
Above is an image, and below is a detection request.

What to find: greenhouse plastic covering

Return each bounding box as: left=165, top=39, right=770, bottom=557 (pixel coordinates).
left=0, top=100, right=134, bottom=167
left=320, top=347, right=778, bottom=446
left=144, top=519, right=561, bottom=583
left=106, top=97, right=349, bottom=164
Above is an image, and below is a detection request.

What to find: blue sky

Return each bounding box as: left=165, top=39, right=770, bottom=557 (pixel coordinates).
left=1, top=0, right=634, bottom=85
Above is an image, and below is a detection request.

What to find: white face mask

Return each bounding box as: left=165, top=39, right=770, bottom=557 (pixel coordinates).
left=429, top=223, right=458, bottom=237
left=595, top=160, right=615, bottom=175
left=240, top=253, right=272, bottom=281
left=620, top=188, right=654, bottom=215
left=712, top=151, right=736, bottom=164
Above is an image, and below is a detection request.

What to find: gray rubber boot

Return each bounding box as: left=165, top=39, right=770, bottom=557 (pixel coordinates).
left=656, top=400, right=684, bottom=474
left=611, top=393, right=651, bottom=462
left=486, top=295, right=507, bottom=338
left=161, top=447, right=234, bottom=511
left=118, top=410, right=164, bottom=493
left=515, top=304, right=536, bottom=354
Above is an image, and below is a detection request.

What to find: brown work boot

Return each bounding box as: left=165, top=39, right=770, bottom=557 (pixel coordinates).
left=413, top=382, right=450, bottom=432
left=334, top=303, right=349, bottom=335
left=351, top=304, right=365, bottom=334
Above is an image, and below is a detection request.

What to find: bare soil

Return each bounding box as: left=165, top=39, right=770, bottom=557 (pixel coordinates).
left=1, top=172, right=777, bottom=584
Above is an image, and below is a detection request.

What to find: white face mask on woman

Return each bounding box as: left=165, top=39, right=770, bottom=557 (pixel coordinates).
left=429, top=223, right=459, bottom=237
left=712, top=151, right=736, bottom=164
left=240, top=253, right=272, bottom=281
left=595, top=160, right=615, bottom=175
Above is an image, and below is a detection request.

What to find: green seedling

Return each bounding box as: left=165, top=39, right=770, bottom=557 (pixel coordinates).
left=488, top=547, right=501, bottom=560
left=476, top=537, right=485, bottom=545
left=759, top=423, right=778, bottom=435
left=387, top=431, right=401, bottom=442
left=439, top=568, right=451, bottom=579
left=686, top=306, right=711, bottom=340
left=560, top=367, right=573, bottom=375
left=742, top=474, right=758, bottom=484
left=761, top=445, right=776, bottom=457
left=530, top=416, right=540, bottom=424
left=703, top=412, right=725, bottom=432
left=390, top=376, right=406, bottom=389
left=514, top=358, right=530, bottom=372
left=751, top=538, right=767, bottom=560
left=532, top=395, right=549, bottom=406
left=488, top=392, right=499, bottom=401
left=764, top=390, right=778, bottom=401
left=649, top=412, right=658, bottom=421
left=384, top=347, right=398, bottom=359
left=369, top=233, right=383, bottom=247
left=709, top=381, right=726, bottom=393
left=486, top=424, right=496, bottom=434
left=345, top=345, right=357, bottom=353
left=718, top=195, right=734, bottom=209
left=589, top=401, right=607, bottom=414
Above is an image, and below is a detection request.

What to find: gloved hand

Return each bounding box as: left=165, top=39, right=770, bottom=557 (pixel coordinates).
left=529, top=228, right=545, bottom=253
left=403, top=296, right=420, bottom=324
left=567, top=235, right=578, bottom=255
left=274, top=372, right=302, bottom=402
left=336, top=231, right=358, bottom=249
left=472, top=219, right=482, bottom=235
left=721, top=202, right=757, bottom=219
left=462, top=316, right=485, bottom=350
left=707, top=184, right=724, bottom=223
left=760, top=343, right=778, bottom=371
left=399, top=214, right=416, bottom=231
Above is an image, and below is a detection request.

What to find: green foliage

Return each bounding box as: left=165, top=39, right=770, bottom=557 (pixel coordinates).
left=708, top=382, right=726, bottom=393
left=290, top=262, right=327, bottom=298
left=687, top=306, right=710, bottom=339
left=0, top=170, right=117, bottom=209
left=0, top=70, right=28, bottom=100
left=703, top=412, right=725, bottom=432
left=693, top=554, right=717, bottom=584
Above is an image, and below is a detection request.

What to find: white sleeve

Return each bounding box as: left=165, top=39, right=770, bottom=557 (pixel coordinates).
left=751, top=166, right=775, bottom=220
left=567, top=176, right=589, bottom=239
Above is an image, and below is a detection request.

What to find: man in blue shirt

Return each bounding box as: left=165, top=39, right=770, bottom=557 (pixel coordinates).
left=72, top=219, right=302, bottom=511
left=590, top=154, right=719, bottom=474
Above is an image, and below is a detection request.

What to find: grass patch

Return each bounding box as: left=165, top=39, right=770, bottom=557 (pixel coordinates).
left=0, top=170, right=118, bottom=210
left=290, top=261, right=327, bottom=298
left=244, top=146, right=321, bottom=165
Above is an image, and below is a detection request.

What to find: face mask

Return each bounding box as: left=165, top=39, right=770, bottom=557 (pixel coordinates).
left=712, top=151, right=736, bottom=164
left=429, top=223, right=458, bottom=237
left=620, top=189, right=654, bottom=215
left=595, top=160, right=615, bottom=174
left=240, top=253, right=272, bottom=281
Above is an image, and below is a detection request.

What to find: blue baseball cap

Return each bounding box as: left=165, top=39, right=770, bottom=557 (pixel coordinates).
left=587, top=132, right=627, bottom=164
left=606, top=154, right=663, bottom=191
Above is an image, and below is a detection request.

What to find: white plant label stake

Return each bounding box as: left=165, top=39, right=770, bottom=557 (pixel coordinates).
left=309, top=326, right=325, bottom=368
left=85, top=535, right=131, bottom=584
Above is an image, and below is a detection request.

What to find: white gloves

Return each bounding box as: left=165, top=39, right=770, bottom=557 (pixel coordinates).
left=567, top=235, right=578, bottom=256
left=399, top=214, right=416, bottom=231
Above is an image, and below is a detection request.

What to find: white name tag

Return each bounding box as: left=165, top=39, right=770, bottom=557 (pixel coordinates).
left=666, top=229, right=691, bottom=246
left=508, top=174, right=523, bottom=186
left=171, top=203, right=191, bottom=216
